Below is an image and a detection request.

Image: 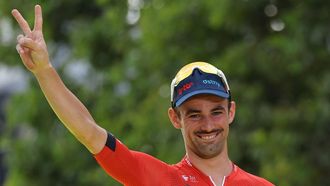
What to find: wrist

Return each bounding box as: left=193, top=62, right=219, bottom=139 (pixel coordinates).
left=33, top=64, right=55, bottom=77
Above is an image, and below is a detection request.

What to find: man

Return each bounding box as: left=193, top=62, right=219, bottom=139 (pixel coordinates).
left=12, top=5, right=274, bottom=186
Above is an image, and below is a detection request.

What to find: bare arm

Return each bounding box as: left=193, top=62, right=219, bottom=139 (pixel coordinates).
left=12, top=5, right=107, bottom=154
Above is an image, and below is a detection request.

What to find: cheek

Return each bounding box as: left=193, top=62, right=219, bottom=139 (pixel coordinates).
left=211, top=115, right=225, bottom=124
left=210, top=117, right=231, bottom=130
left=182, top=120, right=199, bottom=131
left=182, top=124, right=191, bottom=134
left=181, top=123, right=197, bottom=138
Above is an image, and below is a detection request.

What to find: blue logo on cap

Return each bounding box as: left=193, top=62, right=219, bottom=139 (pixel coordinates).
left=202, top=79, right=221, bottom=87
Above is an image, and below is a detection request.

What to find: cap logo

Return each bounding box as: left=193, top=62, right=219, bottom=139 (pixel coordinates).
left=178, top=82, right=193, bottom=95
left=202, top=79, right=221, bottom=88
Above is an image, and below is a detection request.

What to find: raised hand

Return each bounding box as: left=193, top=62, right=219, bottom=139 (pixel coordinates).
left=12, top=5, right=52, bottom=74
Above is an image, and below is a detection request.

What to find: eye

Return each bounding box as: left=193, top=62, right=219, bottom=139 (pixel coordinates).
left=212, top=111, right=223, bottom=116
left=188, top=113, right=201, bottom=119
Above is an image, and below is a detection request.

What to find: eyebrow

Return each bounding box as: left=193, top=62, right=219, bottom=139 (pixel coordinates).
left=184, top=105, right=226, bottom=115
left=185, top=108, right=201, bottom=116
left=211, top=105, right=226, bottom=112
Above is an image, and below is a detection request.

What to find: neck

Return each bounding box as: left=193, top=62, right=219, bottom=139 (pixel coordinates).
left=186, top=144, right=233, bottom=180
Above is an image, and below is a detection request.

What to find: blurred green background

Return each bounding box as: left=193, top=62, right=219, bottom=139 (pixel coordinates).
left=0, top=0, right=329, bottom=185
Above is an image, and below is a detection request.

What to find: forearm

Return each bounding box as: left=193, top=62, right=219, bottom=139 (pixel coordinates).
left=34, top=66, right=107, bottom=154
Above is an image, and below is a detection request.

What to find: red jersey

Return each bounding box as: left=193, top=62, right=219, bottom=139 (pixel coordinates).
left=94, top=133, right=274, bottom=186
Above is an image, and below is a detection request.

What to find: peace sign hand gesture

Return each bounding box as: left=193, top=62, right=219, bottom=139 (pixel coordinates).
left=12, top=5, right=52, bottom=74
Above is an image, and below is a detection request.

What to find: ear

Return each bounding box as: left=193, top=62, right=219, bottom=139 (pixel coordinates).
left=168, top=107, right=182, bottom=129
left=228, top=101, right=236, bottom=125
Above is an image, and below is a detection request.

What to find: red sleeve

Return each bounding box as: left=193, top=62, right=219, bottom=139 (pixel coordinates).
left=93, top=133, right=172, bottom=185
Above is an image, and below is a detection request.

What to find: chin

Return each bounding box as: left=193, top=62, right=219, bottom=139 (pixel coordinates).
left=197, top=151, right=222, bottom=159
left=193, top=145, right=224, bottom=159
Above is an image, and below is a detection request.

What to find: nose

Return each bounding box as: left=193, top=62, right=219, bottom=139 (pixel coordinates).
left=200, top=116, right=215, bottom=132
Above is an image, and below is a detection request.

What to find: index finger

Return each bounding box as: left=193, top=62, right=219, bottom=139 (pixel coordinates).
left=11, top=9, right=32, bottom=35
left=33, top=5, right=43, bottom=32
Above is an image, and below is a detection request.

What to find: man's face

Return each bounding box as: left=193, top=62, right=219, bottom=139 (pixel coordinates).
left=170, top=94, right=235, bottom=159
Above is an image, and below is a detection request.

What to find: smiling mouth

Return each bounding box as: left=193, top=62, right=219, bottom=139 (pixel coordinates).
left=195, top=130, right=222, bottom=141
left=199, top=134, right=217, bottom=140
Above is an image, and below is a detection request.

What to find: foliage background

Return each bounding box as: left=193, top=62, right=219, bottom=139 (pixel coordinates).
left=0, top=0, right=329, bottom=185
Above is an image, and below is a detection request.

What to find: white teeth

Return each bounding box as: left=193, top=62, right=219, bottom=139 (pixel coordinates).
left=201, top=135, right=216, bottom=140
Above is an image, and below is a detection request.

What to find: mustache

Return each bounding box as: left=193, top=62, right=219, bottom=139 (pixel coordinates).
left=194, top=129, right=223, bottom=135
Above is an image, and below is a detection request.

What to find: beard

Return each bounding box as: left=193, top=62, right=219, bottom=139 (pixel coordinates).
left=187, top=129, right=227, bottom=159
left=191, top=139, right=225, bottom=159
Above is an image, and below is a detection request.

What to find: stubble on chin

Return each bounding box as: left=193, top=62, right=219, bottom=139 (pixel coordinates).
left=190, top=137, right=225, bottom=159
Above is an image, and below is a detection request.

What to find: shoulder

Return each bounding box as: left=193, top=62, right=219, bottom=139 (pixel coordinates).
left=226, top=165, right=274, bottom=186
left=94, top=133, right=178, bottom=185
